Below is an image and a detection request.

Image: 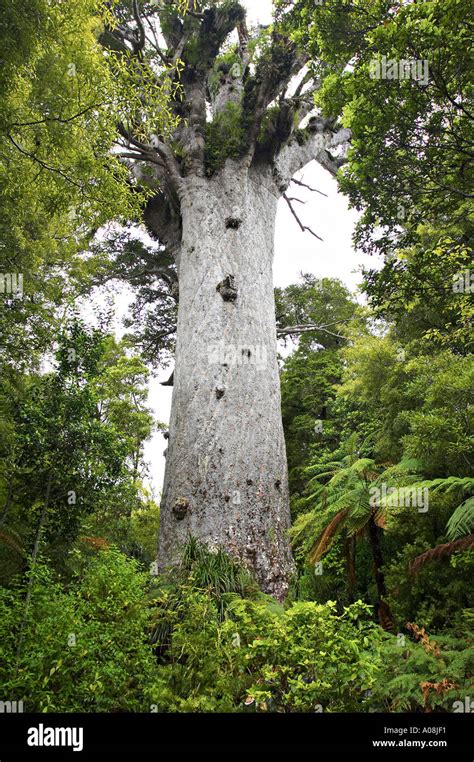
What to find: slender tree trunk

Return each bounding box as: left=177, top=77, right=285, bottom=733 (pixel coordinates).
left=368, top=515, right=386, bottom=601
left=16, top=471, right=52, bottom=662
left=158, top=162, right=294, bottom=600
left=344, top=534, right=356, bottom=603
left=368, top=515, right=394, bottom=630
left=0, top=481, right=14, bottom=527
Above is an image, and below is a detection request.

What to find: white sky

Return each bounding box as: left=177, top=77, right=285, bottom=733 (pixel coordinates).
left=102, top=0, right=380, bottom=496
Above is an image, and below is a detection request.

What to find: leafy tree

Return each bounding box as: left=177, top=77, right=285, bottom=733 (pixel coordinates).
left=290, top=0, right=473, bottom=253
left=0, top=549, right=158, bottom=712
left=0, top=322, right=156, bottom=582
left=0, top=0, right=177, bottom=365
left=362, top=234, right=473, bottom=354
left=278, top=276, right=365, bottom=500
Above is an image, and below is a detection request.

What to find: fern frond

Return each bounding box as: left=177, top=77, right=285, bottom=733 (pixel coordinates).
left=410, top=535, right=474, bottom=574
left=446, top=497, right=474, bottom=540
left=0, top=526, right=26, bottom=557
left=308, top=509, right=348, bottom=564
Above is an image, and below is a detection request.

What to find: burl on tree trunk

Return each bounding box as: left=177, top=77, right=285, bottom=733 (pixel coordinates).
left=109, top=2, right=351, bottom=600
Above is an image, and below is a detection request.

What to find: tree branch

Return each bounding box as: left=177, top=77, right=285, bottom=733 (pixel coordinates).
left=117, top=123, right=183, bottom=192
left=7, top=134, right=85, bottom=191
left=8, top=103, right=104, bottom=129
left=132, top=0, right=146, bottom=53
left=283, top=193, right=323, bottom=241
left=243, top=36, right=309, bottom=163
left=275, top=121, right=351, bottom=190
left=277, top=323, right=348, bottom=340
left=291, top=178, right=327, bottom=197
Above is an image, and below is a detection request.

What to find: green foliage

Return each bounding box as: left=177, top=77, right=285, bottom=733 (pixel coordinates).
left=362, top=236, right=473, bottom=354
left=370, top=621, right=474, bottom=712
left=0, top=0, right=128, bottom=267
left=336, top=339, right=473, bottom=475
left=384, top=542, right=474, bottom=633
left=0, top=542, right=387, bottom=713
left=0, top=0, right=178, bottom=366
left=0, top=321, right=157, bottom=582
left=290, top=0, right=474, bottom=254
left=278, top=277, right=365, bottom=500
left=208, top=48, right=242, bottom=97
left=447, top=498, right=474, bottom=541
left=205, top=102, right=244, bottom=173
left=80, top=229, right=178, bottom=366
left=281, top=349, right=344, bottom=499
left=147, top=543, right=385, bottom=712
left=0, top=548, right=156, bottom=712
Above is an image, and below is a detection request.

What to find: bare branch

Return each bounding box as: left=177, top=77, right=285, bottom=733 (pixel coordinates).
left=8, top=104, right=103, bottom=129
left=161, top=370, right=175, bottom=387
left=132, top=0, right=146, bottom=53
left=291, top=178, right=327, bottom=197
left=277, top=323, right=348, bottom=340
left=117, top=151, right=164, bottom=167
left=283, top=193, right=323, bottom=241
left=117, top=123, right=183, bottom=191
left=143, top=15, right=170, bottom=63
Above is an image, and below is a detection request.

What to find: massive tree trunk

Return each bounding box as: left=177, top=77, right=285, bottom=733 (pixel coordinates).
left=159, top=161, right=294, bottom=600
left=105, top=1, right=351, bottom=601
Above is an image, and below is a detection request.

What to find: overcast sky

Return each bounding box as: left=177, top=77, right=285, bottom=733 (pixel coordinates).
left=105, top=0, right=379, bottom=496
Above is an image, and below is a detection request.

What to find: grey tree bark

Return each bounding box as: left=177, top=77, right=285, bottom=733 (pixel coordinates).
left=158, top=162, right=294, bottom=599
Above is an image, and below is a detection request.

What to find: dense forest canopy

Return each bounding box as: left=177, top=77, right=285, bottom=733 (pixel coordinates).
left=0, top=0, right=472, bottom=719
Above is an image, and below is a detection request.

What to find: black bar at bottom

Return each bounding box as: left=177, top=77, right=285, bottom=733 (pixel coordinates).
left=0, top=712, right=471, bottom=758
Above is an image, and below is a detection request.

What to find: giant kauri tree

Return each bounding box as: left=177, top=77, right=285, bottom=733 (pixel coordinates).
left=104, top=0, right=350, bottom=599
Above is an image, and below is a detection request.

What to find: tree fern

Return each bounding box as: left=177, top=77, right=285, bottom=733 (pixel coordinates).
left=446, top=497, right=474, bottom=540
left=0, top=526, right=26, bottom=557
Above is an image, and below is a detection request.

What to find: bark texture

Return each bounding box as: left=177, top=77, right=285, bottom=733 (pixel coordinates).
left=159, top=162, right=294, bottom=599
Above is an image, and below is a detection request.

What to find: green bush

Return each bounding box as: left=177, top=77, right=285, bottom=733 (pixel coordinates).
left=0, top=543, right=388, bottom=713
left=369, top=618, right=474, bottom=712
left=0, top=548, right=156, bottom=712
left=146, top=546, right=385, bottom=712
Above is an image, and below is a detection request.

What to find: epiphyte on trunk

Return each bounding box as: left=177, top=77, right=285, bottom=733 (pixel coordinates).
left=216, top=274, right=238, bottom=302
left=172, top=497, right=189, bottom=521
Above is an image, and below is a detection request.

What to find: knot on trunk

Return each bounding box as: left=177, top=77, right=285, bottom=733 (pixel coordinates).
left=215, top=386, right=225, bottom=399
left=172, top=497, right=189, bottom=521
left=225, top=216, right=242, bottom=230
left=216, top=274, right=238, bottom=302
left=308, top=116, right=333, bottom=133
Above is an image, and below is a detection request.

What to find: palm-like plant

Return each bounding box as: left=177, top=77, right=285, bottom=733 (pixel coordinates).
left=291, top=450, right=424, bottom=628
left=408, top=478, right=474, bottom=573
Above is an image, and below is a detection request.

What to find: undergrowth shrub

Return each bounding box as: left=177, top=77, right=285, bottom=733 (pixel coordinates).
left=0, top=542, right=469, bottom=713
left=0, top=548, right=155, bottom=712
